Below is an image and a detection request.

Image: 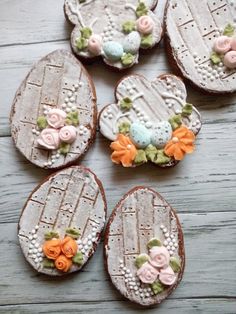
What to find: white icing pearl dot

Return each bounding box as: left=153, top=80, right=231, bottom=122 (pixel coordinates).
left=34, top=258, right=39, bottom=263
left=169, top=250, right=173, bottom=256
left=174, top=243, right=178, bottom=248
left=163, top=228, right=167, bottom=233
left=66, top=108, right=71, bottom=113
left=28, top=250, right=32, bottom=254
left=29, top=244, right=33, bottom=248
left=65, top=97, right=69, bottom=103
left=37, top=252, right=41, bottom=257
left=88, top=240, right=92, bottom=246
left=29, top=236, right=33, bottom=241
left=68, top=91, right=73, bottom=97
left=167, top=245, right=170, bottom=250
left=171, top=246, right=175, bottom=251
left=160, top=224, right=164, bottom=230
left=84, top=245, right=89, bottom=250
left=163, top=240, right=168, bottom=246
left=78, top=244, right=83, bottom=249
left=92, top=238, right=96, bottom=242
left=81, top=249, right=85, bottom=254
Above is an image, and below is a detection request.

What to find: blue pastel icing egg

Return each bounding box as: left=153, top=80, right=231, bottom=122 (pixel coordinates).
left=151, top=121, right=172, bottom=148
left=103, top=41, right=124, bottom=61
left=130, top=123, right=151, bottom=148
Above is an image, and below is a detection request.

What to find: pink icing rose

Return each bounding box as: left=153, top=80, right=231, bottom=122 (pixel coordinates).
left=149, top=246, right=170, bottom=268
left=37, top=128, right=60, bottom=150
left=47, top=109, right=66, bottom=129
left=136, top=15, right=154, bottom=35
left=213, top=36, right=231, bottom=54
left=88, top=35, right=102, bottom=56
left=230, top=37, right=236, bottom=51
left=59, top=125, right=77, bottom=143
left=224, top=51, right=236, bottom=69
left=137, top=262, right=159, bottom=284
left=159, top=266, right=176, bottom=286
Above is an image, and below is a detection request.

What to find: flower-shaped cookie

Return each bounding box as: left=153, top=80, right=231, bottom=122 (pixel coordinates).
left=99, top=74, right=202, bottom=168
left=64, top=0, right=162, bottom=70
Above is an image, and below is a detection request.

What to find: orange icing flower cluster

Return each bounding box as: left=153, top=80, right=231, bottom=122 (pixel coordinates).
left=110, top=134, right=137, bottom=167
left=164, top=126, right=195, bottom=161
left=110, top=126, right=196, bottom=166
left=43, top=236, right=78, bottom=272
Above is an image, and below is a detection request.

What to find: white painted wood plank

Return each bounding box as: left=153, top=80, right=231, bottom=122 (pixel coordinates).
left=0, top=211, right=235, bottom=305
left=0, top=299, right=236, bottom=314
left=0, top=0, right=70, bottom=46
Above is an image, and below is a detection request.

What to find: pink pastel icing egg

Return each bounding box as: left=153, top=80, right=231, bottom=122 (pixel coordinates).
left=224, top=51, right=236, bottom=69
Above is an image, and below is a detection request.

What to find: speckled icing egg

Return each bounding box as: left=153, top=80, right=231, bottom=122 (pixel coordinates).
left=151, top=121, right=172, bottom=148
left=130, top=123, right=151, bottom=148
left=123, top=31, right=141, bottom=54
left=103, top=41, right=124, bottom=61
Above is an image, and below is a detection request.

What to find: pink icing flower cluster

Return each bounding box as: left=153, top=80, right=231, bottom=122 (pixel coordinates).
left=37, top=109, right=77, bottom=150
left=213, top=35, right=236, bottom=69
left=137, top=246, right=177, bottom=286
left=136, top=15, right=154, bottom=35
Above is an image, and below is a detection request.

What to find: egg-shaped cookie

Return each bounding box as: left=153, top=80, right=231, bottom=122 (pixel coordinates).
left=104, top=187, right=185, bottom=306
left=10, top=50, right=97, bottom=169
left=18, top=166, right=106, bottom=276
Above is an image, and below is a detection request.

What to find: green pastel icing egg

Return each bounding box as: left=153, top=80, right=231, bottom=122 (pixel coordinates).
left=130, top=122, right=151, bottom=149
left=103, top=41, right=124, bottom=61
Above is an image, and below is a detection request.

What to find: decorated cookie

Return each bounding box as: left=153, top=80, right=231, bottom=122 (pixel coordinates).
left=64, top=0, right=163, bottom=70
left=104, top=187, right=185, bottom=307
left=10, top=50, right=97, bottom=169
left=99, top=74, right=202, bottom=168
left=18, top=166, right=106, bottom=276
left=165, top=0, right=236, bottom=93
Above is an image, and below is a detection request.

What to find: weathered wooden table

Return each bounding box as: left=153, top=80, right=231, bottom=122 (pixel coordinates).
left=0, top=1, right=235, bottom=313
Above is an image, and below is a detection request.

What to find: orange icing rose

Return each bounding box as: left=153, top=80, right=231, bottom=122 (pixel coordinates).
left=55, top=254, right=72, bottom=272
left=164, top=126, right=195, bottom=161
left=61, top=236, right=78, bottom=258
left=42, top=239, right=61, bottom=260
left=110, top=134, right=137, bottom=167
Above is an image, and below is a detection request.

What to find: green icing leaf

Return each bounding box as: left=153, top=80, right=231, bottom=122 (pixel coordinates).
left=44, top=231, right=59, bottom=240
left=145, top=145, right=171, bottom=165
left=122, top=21, right=136, bottom=34
left=65, top=228, right=80, bottom=239
left=118, top=122, right=131, bottom=135
left=169, top=114, right=182, bottom=130
left=120, top=97, right=133, bottom=111
left=59, top=142, right=71, bottom=155
left=76, top=36, right=88, bottom=50
left=43, top=258, right=55, bottom=268
left=182, top=103, right=193, bottom=117
left=147, top=238, right=162, bottom=249
left=210, top=52, right=221, bottom=65
left=121, top=53, right=135, bottom=66
left=72, top=252, right=83, bottom=265
left=80, top=27, right=92, bottom=39
left=37, top=116, right=47, bottom=130
left=170, top=257, right=181, bottom=273
left=66, top=111, right=79, bottom=126
left=134, top=150, right=147, bottom=165
left=153, top=149, right=171, bottom=165
left=145, top=144, right=158, bottom=162
left=135, top=254, right=149, bottom=268
left=136, top=1, right=148, bottom=17
left=151, top=281, right=165, bottom=295
left=223, top=23, right=235, bottom=37
left=141, top=34, right=153, bottom=48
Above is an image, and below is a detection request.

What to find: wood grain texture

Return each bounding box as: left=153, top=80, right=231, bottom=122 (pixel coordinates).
left=0, top=0, right=235, bottom=313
